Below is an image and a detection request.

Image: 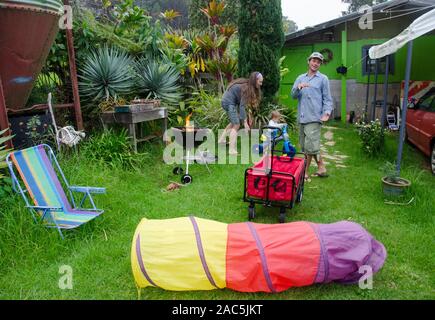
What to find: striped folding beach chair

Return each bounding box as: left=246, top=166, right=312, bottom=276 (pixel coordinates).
left=6, top=144, right=106, bottom=239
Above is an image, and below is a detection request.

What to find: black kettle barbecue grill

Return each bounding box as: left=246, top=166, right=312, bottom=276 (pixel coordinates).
left=171, top=127, right=215, bottom=184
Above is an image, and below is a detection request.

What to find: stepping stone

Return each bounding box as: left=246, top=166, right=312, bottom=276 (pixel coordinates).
left=336, top=164, right=348, bottom=168
left=324, top=131, right=334, bottom=140
left=325, top=141, right=336, bottom=146
left=322, top=154, right=339, bottom=161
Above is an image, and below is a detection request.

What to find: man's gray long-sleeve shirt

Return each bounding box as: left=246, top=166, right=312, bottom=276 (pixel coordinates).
left=290, top=71, right=333, bottom=124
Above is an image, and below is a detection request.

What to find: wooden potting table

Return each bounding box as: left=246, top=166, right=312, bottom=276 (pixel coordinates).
left=101, top=107, right=168, bottom=153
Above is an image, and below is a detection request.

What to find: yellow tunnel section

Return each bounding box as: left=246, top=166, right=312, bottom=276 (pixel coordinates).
left=131, top=217, right=228, bottom=291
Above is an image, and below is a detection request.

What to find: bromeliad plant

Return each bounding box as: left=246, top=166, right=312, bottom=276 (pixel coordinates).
left=200, top=0, right=226, bottom=26
left=79, top=46, right=135, bottom=102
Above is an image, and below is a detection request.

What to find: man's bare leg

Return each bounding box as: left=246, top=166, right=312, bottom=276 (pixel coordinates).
left=313, top=153, right=327, bottom=174
left=305, top=154, right=313, bottom=179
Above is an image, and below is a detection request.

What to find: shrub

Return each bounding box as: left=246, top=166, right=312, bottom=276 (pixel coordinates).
left=249, top=102, right=296, bottom=130
left=80, top=129, right=148, bottom=170
left=0, top=129, right=14, bottom=198
left=355, top=119, right=385, bottom=156
left=188, top=90, right=227, bottom=131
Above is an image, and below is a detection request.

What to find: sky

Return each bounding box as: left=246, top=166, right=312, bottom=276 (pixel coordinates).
left=282, top=0, right=350, bottom=30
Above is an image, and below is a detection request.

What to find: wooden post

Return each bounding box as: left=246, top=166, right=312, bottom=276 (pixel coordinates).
left=63, top=0, right=83, bottom=130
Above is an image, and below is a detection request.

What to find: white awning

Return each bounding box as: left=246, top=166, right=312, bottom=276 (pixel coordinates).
left=369, top=8, right=435, bottom=59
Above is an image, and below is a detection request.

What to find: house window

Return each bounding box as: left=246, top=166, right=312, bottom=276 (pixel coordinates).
left=362, top=45, right=395, bottom=75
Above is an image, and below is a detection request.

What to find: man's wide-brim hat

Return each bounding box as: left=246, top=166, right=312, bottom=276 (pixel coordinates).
left=308, top=52, right=324, bottom=63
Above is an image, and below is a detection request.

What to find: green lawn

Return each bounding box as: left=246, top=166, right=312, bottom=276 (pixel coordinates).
left=0, top=121, right=434, bottom=299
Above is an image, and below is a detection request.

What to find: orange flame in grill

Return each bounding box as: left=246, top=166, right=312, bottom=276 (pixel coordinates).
left=185, top=113, right=194, bottom=132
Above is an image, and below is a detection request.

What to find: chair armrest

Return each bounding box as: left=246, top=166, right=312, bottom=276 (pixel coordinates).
left=26, top=206, right=63, bottom=212
left=69, top=186, right=106, bottom=194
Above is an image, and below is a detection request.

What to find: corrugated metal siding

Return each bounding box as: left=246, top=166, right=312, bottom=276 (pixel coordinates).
left=0, top=0, right=64, bottom=15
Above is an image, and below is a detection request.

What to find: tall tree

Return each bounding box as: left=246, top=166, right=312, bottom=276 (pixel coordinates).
left=282, top=15, right=298, bottom=34
left=342, top=0, right=388, bottom=14
left=238, top=0, right=284, bottom=101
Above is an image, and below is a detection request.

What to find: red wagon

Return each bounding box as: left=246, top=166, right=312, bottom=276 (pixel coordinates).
left=244, top=127, right=306, bottom=223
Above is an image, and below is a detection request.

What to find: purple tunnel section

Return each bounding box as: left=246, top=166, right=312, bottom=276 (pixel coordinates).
left=311, top=221, right=387, bottom=284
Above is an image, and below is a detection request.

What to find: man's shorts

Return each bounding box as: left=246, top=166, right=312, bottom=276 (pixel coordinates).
left=299, top=122, right=321, bottom=155
left=222, top=104, right=240, bottom=125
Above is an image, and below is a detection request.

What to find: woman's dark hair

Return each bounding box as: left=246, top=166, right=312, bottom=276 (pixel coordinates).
left=227, top=72, right=262, bottom=109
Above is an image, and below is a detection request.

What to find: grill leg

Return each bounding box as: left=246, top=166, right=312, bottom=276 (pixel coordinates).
left=185, top=149, right=190, bottom=175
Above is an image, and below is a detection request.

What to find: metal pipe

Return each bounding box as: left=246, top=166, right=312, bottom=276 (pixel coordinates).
left=341, top=26, right=347, bottom=123
left=372, top=59, right=379, bottom=121
left=364, top=59, right=371, bottom=123
left=396, top=41, right=413, bottom=175
left=381, top=56, right=390, bottom=131
left=63, top=0, right=83, bottom=130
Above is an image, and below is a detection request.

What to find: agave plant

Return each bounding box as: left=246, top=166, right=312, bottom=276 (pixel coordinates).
left=0, top=128, right=13, bottom=181
left=134, top=59, right=182, bottom=107
left=79, top=46, right=135, bottom=102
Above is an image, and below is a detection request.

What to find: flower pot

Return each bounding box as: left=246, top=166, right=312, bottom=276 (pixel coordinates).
left=381, top=176, right=411, bottom=196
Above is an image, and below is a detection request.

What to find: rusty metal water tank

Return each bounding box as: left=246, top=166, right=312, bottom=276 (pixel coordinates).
left=0, top=0, right=64, bottom=110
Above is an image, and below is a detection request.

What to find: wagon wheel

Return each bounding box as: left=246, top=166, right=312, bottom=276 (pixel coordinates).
left=248, top=205, right=256, bottom=221
left=296, top=189, right=303, bottom=203
left=296, top=184, right=304, bottom=203
left=278, top=207, right=286, bottom=223
left=296, top=169, right=306, bottom=203
left=181, top=174, right=192, bottom=184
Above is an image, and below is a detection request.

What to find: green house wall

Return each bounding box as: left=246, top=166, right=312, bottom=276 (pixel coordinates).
left=280, top=35, right=435, bottom=108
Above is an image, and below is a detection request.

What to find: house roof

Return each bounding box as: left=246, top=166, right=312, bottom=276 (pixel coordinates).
left=285, top=0, right=435, bottom=42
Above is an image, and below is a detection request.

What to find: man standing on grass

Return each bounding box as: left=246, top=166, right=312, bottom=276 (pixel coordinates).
left=291, top=52, right=333, bottom=179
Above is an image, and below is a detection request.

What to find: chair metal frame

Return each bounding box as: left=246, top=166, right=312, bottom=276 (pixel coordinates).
left=6, top=144, right=106, bottom=239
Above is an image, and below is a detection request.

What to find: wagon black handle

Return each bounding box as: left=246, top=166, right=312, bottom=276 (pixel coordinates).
left=261, top=126, right=283, bottom=140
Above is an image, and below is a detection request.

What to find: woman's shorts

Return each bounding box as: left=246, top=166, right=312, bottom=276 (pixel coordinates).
left=299, top=122, right=321, bottom=155
left=222, top=104, right=240, bottom=125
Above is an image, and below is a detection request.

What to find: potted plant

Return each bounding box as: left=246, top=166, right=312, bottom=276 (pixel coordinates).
left=381, top=162, right=411, bottom=196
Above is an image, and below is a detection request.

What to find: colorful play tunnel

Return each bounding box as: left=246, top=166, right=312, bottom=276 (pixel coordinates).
left=131, top=217, right=387, bottom=292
